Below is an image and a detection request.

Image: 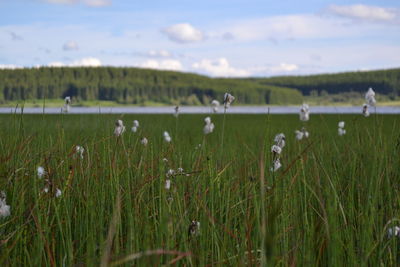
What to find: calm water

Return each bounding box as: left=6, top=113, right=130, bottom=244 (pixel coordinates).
left=1, top=106, right=399, bottom=114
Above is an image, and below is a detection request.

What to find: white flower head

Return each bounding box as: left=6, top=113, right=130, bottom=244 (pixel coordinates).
left=133, top=120, right=139, bottom=127
left=177, top=167, right=184, bottom=173
left=388, top=226, right=400, bottom=238
left=365, top=88, right=376, bottom=106
left=211, top=100, right=220, bottom=113
left=299, top=103, right=310, bottom=121
left=274, top=133, right=286, bottom=148
left=223, top=92, right=235, bottom=108
left=0, top=192, right=10, bottom=218
left=55, top=188, right=62, bottom=198
left=338, top=128, right=346, bottom=136
left=65, top=96, right=71, bottom=104
left=163, top=131, right=171, bottom=142
left=362, top=104, right=370, bottom=117
left=295, top=130, right=304, bottom=140
left=37, top=166, right=46, bottom=178
left=271, top=145, right=282, bottom=154
left=303, top=129, right=309, bottom=138
left=165, top=179, right=171, bottom=190
left=131, top=126, right=138, bottom=133
left=166, top=169, right=175, bottom=177
left=203, top=123, right=215, bottom=134
left=204, top=116, right=211, bottom=125
left=76, top=145, right=85, bottom=159
left=189, top=220, right=201, bottom=236
left=141, top=137, right=148, bottom=146
left=114, top=120, right=126, bottom=137
left=270, top=158, right=282, bottom=172
left=338, top=121, right=345, bottom=128
left=162, top=158, right=168, bottom=162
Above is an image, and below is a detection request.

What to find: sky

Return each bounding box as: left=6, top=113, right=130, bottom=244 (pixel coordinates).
left=0, top=0, right=399, bottom=77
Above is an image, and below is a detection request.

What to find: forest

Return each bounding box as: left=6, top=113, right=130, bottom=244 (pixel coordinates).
left=0, top=67, right=398, bottom=105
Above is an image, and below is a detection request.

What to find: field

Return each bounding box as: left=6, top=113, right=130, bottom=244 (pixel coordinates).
left=0, top=112, right=399, bottom=266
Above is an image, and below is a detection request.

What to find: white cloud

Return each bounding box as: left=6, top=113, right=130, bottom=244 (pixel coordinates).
left=83, top=0, right=111, bottom=7
left=42, top=0, right=111, bottom=7
left=327, top=4, right=397, bottom=22
left=269, top=63, right=299, bottom=73
left=48, top=57, right=102, bottom=67
left=192, top=58, right=250, bottom=77
left=139, top=59, right=182, bottom=71
left=0, top=64, right=21, bottom=69
left=162, top=23, right=204, bottom=43
left=63, top=41, right=79, bottom=51
left=147, top=50, right=171, bottom=58
left=43, top=0, right=78, bottom=4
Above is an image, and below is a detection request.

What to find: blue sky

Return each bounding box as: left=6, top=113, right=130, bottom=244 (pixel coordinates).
left=0, top=0, right=399, bottom=77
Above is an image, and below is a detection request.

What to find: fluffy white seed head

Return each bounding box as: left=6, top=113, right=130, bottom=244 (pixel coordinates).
left=131, top=126, right=138, bottom=133
left=114, top=120, right=125, bottom=136
left=295, top=130, right=304, bottom=140
left=338, top=121, right=345, bottom=128
left=270, top=158, right=282, bottom=172
left=76, top=145, right=85, bottom=159
left=133, top=120, right=139, bottom=127
left=223, top=93, right=235, bottom=108
left=388, top=226, right=400, bottom=238
left=165, top=179, right=171, bottom=190
left=365, top=88, right=376, bottom=106
left=37, top=166, right=45, bottom=179
left=203, top=123, right=215, bottom=134
left=274, top=133, right=286, bottom=148
left=271, top=145, right=282, bottom=154
left=55, top=188, right=62, bottom=198
left=362, top=104, right=370, bottom=117
left=299, top=103, right=310, bottom=121
left=338, top=128, right=346, bottom=136
left=141, top=137, right=148, bottom=146
left=204, top=116, right=211, bottom=125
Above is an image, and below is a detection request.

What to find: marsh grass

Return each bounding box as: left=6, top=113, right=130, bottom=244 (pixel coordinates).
left=0, top=113, right=399, bottom=266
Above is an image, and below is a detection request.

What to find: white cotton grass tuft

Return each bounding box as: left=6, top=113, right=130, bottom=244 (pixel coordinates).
left=223, top=93, right=235, bottom=109
left=211, top=100, right=220, bottom=113
left=274, top=133, right=286, bottom=148
left=387, top=226, right=400, bottom=238
left=189, top=220, right=201, bottom=236
left=270, top=158, right=282, bottom=172
left=165, top=179, right=171, bottom=190
left=0, top=191, right=11, bottom=218
left=295, top=127, right=310, bottom=140
left=55, top=188, right=62, bottom=198
left=131, top=120, right=139, bottom=132
left=166, top=169, right=175, bottom=177
left=362, top=104, right=370, bottom=117
left=163, top=131, right=172, bottom=143
left=271, top=145, right=282, bottom=155
left=63, top=96, right=71, bottom=113
left=365, top=87, right=376, bottom=106
left=203, top=116, right=215, bottom=134
left=177, top=167, right=184, bottom=173
left=75, top=145, right=85, bottom=159
left=299, top=103, right=310, bottom=121
left=338, top=121, right=346, bottom=136
left=114, top=120, right=126, bottom=137
left=37, top=166, right=46, bottom=179
left=141, top=137, right=148, bottom=146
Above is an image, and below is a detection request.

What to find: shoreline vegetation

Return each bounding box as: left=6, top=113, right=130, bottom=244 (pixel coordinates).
left=0, top=67, right=399, bottom=107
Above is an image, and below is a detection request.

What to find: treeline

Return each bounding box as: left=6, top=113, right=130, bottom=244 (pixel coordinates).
left=248, top=68, right=400, bottom=98
left=0, top=67, right=302, bottom=105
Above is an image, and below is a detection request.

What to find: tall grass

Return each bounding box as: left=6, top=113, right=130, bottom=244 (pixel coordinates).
left=0, top=113, right=399, bottom=266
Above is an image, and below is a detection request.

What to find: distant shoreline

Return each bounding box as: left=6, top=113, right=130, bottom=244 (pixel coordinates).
left=1, top=105, right=399, bottom=114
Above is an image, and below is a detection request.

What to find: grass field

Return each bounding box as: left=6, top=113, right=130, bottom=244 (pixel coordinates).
left=0, top=112, right=399, bottom=266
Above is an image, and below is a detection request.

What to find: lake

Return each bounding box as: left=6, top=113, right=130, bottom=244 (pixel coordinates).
left=0, top=106, right=399, bottom=114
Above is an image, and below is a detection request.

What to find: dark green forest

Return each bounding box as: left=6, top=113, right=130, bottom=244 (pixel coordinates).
left=0, top=67, right=399, bottom=105
left=249, top=68, right=400, bottom=99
